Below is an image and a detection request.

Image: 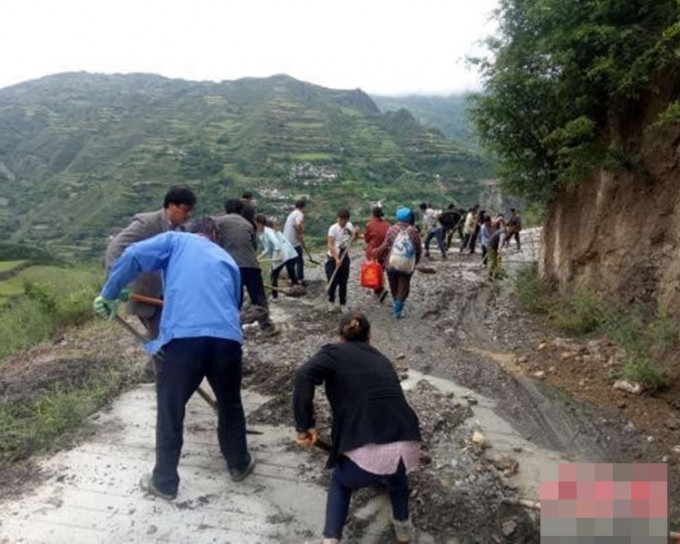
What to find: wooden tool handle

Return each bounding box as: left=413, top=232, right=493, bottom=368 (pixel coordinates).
left=130, top=293, right=164, bottom=307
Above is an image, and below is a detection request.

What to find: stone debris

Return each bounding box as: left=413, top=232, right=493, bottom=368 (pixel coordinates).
left=613, top=380, right=643, bottom=395
left=472, top=431, right=487, bottom=449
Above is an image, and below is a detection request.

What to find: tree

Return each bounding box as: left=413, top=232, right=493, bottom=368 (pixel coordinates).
left=469, top=0, right=680, bottom=203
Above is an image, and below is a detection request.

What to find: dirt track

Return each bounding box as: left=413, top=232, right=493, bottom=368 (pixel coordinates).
left=1, top=228, right=678, bottom=542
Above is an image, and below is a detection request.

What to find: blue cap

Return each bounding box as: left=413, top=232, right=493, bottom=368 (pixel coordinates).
left=396, top=207, right=412, bottom=222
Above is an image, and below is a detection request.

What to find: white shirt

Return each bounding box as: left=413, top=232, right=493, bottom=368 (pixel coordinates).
left=283, top=209, right=304, bottom=247
left=327, top=222, right=354, bottom=257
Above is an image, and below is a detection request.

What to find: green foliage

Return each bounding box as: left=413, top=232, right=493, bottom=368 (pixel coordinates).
left=0, top=243, right=61, bottom=265
left=653, top=100, right=680, bottom=128
left=0, top=73, right=493, bottom=257
left=514, top=265, right=670, bottom=389
left=0, top=266, right=101, bottom=364
left=469, top=0, right=680, bottom=203
left=372, top=93, right=479, bottom=150
left=0, top=365, right=138, bottom=464
left=514, top=264, right=553, bottom=314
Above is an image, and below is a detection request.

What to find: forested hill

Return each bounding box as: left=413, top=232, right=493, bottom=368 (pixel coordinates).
left=372, top=94, right=477, bottom=150
left=0, top=72, right=492, bottom=258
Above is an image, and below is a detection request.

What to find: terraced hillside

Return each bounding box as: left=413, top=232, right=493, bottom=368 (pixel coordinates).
left=0, top=72, right=492, bottom=257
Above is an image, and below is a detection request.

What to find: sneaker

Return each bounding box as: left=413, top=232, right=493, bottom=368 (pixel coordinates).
left=327, top=302, right=337, bottom=313
left=229, top=455, right=255, bottom=482
left=379, top=290, right=389, bottom=304
left=392, top=519, right=412, bottom=543
left=269, top=295, right=279, bottom=303
left=339, top=305, right=348, bottom=314
left=139, top=473, right=176, bottom=500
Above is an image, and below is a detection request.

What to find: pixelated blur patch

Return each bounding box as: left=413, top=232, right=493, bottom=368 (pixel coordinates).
left=540, top=463, right=669, bottom=543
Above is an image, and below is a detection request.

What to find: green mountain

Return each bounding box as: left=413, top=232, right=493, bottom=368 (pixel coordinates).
left=0, top=72, right=492, bottom=258
left=371, top=93, right=478, bottom=150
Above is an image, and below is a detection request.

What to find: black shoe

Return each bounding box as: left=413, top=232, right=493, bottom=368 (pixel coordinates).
left=229, top=455, right=255, bottom=482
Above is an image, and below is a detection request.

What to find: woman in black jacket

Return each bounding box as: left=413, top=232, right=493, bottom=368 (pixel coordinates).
left=293, top=312, right=421, bottom=544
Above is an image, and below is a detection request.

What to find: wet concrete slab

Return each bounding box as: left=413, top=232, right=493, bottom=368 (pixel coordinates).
left=0, top=383, right=330, bottom=543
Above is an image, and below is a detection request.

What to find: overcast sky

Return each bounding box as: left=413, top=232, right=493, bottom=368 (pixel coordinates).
left=2, top=0, right=498, bottom=95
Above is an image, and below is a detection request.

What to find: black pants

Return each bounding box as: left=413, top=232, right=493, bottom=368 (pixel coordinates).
left=324, top=456, right=409, bottom=539
left=325, top=255, right=351, bottom=305
left=424, top=228, right=446, bottom=256
left=294, top=245, right=305, bottom=281
left=270, top=259, right=298, bottom=299
left=240, top=267, right=268, bottom=308
left=153, top=337, right=249, bottom=495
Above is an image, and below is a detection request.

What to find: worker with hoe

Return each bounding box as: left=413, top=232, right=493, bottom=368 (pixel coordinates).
left=294, top=312, right=422, bottom=543
left=325, top=208, right=358, bottom=314
left=105, top=186, right=196, bottom=378
left=214, top=199, right=277, bottom=336
left=93, top=217, right=255, bottom=500
left=283, top=199, right=307, bottom=285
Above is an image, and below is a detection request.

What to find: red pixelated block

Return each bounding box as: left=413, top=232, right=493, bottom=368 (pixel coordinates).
left=541, top=481, right=559, bottom=501
left=631, top=481, right=649, bottom=501
left=559, top=481, right=577, bottom=500
left=594, top=481, right=613, bottom=501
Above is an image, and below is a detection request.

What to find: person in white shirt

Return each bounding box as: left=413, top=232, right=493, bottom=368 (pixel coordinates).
left=283, top=200, right=306, bottom=283
left=255, top=215, right=299, bottom=300
left=461, top=205, right=480, bottom=254
left=325, top=209, right=358, bottom=313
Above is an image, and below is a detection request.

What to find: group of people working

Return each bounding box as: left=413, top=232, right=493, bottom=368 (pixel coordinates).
left=93, top=186, right=521, bottom=543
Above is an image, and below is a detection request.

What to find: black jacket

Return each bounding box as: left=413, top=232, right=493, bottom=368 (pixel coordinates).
left=293, top=342, right=421, bottom=466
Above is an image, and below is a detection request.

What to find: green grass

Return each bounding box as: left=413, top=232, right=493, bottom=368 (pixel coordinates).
left=0, top=265, right=102, bottom=365
left=0, top=360, right=139, bottom=465
left=293, top=152, right=334, bottom=161
left=514, top=265, right=670, bottom=390
left=0, top=260, right=28, bottom=273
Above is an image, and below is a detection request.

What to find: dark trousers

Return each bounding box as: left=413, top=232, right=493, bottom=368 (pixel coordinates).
left=294, top=245, right=305, bottom=281
left=270, top=259, right=298, bottom=299
left=387, top=270, right=412, bottom=302
left=138, top=310, right=162, bottom=374
left=153, top=337, right=249, bottom=495
left=424, top=228, right=446, bottom=256
left=323, top=456, right=409, bottom=539
left=325, top=255, right=351, bottom=305
left=240, top=267, right=268, bottom=308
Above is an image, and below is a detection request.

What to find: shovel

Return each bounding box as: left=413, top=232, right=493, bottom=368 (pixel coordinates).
left=262, top=283, right=307, bottom=298
left=113, top=314, right=262, bottom=435
left=312, top=236, right=356, bottom=307
left=302, top=240, right=321, bottom=265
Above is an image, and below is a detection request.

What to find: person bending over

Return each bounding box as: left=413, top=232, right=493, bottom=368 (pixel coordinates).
left=293, top=312, right=422, bottom=543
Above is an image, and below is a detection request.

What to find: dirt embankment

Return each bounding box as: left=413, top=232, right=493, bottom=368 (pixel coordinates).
left=540, top=98, right=680, bottom=318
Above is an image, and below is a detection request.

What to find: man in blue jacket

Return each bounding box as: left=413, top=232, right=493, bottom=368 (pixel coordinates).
left=93, top=217, right=254, bottom=500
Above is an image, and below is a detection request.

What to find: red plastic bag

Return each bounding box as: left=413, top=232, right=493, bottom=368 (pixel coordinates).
left=361, top=260, right=383, bottom=289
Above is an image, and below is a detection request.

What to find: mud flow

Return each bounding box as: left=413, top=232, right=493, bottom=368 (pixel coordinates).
left=1, top=228, right=676, bottom=542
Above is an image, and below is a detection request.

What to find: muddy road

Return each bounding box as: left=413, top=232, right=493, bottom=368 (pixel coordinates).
left=239, top=229, right=663, bottom=542
left=2, top=228, right=676, bottom=543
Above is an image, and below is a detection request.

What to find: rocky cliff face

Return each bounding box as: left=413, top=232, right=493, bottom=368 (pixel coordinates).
left=540, top=119, right=680, bottom=315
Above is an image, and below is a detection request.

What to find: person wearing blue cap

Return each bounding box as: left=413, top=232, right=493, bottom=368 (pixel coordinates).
left=372, top=208, right=422, bottom=319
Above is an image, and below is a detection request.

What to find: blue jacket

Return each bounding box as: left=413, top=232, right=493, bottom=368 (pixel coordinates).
left=101, top=232, right=243, bottom=353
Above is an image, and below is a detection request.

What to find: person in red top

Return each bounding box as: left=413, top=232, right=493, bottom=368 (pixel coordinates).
left=363, top=206, right=390, bottom=303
